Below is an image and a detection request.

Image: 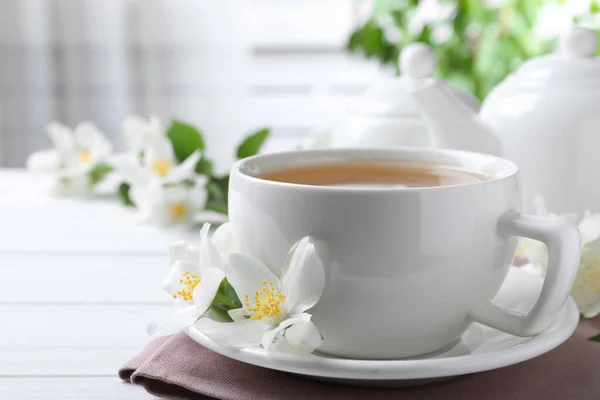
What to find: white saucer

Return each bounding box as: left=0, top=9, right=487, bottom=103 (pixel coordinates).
left=187, top=267, right=579, bottom=387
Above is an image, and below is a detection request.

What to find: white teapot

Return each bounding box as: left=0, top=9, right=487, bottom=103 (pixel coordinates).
left=407, top=27, right=600, bottom=214
left=327, top=43, right=480, bottom=149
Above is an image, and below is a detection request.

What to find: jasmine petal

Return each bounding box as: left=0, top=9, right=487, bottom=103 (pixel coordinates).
left=151, top=223, right=238, bottom=336
left=283, top=319, right=322, bottom=355
left=198, top=236, right=327, bottom=355
left=280, top=237, right=326, bottom=314
left=165, top=151, right=202, bottom=184
left=123, top=115, right=162, bottom=154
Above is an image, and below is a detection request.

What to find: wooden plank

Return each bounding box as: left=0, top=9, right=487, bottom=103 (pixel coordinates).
left=0, top=378, right=156, bottom=400
left=0, top=348, right=144, bottom=376
left=0, top=183, right=198, bottom=253
left=0, top=305, right=167, bottom=349
left=0, top=305, right=169, bottom=376
left=0, top=253, right=170, bottom=304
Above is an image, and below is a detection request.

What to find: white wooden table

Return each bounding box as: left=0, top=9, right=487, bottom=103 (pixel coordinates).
left=0, top=170, right=203, bottom=399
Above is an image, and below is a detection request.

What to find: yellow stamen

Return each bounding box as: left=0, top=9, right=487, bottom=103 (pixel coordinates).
left=244, top=281, right=286, bottom=320
left=151, top=158, right=171, bottom=177
left=79, top=150, right=91, bottom=164
left=170, top=203, right=186, bottom=218
left=173, top=271, right=201, bottom=302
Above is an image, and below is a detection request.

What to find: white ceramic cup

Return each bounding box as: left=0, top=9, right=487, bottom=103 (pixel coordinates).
left=229, top=148, right=580, bottom=359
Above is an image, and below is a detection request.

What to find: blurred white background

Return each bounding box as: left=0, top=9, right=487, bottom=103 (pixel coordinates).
left=0, top=0, right=390, bottom=171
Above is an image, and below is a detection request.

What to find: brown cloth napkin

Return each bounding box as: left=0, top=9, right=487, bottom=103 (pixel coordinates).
left=119, top=318, right=600, bottom=400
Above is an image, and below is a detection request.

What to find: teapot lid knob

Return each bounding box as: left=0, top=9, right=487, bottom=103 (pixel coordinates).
left=400, top=42, right=436, bottom=79
left=559, top=27, right=598, bottom=58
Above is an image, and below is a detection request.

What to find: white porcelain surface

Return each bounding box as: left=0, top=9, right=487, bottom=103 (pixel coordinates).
left=187, top=268, right=580, bottom=386
left=407, top=27, right=600, bottom=214
left=330, top=43, right=479, bottom=149
left=481, top=27, right=600, bottom=214
left=228, top=148, right=580, bottom=359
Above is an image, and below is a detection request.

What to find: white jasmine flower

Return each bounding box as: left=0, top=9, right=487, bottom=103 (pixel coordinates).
left=148, top=223, right=230, bottom=336
left=116, top=134, right=201, bottom=187
left=130, top=177, right=208, bottom=227
left=409, top=0, right=455, bottom=34
left=376, top=13, right=402, bottom=44
left=571, top=247, right=600, bottom=318
left=195, top=237, right=326, bottom=355
left=383, top=24, right=403, bottom=44
left=50, top=122, right=112, bottom=171
left=431, top=23, right=453, bottom=44
left=209, top=222, right=236, bottom=261
left=122, top=115, right=163, bottom=155
left=54, top=175, right=93, bottom=197
left=519, top=196, right=577, bottom=269
left=26, top=149, right=60, bottom=173
left=26, top=122, right=113, bottom=196
left=27, top=121, right=112, bottom=173
left=519, top=196, right=600, bottom=317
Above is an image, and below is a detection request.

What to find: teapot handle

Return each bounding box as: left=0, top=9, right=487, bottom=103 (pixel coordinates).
left=469, top=211, right=580, bottom=336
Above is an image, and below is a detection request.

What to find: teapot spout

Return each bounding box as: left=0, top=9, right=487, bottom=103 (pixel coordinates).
left=410, top=80, right=502, bottom=156
left=401, top=44, right=502, bottom=156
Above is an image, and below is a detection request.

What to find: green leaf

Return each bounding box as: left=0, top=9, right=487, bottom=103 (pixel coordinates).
left=167, top=120, right=205, bottom=163
left=88, top=162, right=113, bottom=185
left=195, top=157, right=214, bottom=175
left=236, top=128, right=270, bottom=159
left=206, top=181, right=226, bottom=202
left=118, top=183, right=135, bottom=207
left=204, top=200, right=228, bottom=215
left=211, top=278, right=242, bottom=312
left=362, top=21, right=385, bottom=58
left=589, top=333, right=600, bottom=342
left=344, top=1, right=572, bottom=102
left=346, top=28, right=364, bottom=52
left=204, top=174, right=230, bottom=215
left=207, top=305, right=233, bottom=322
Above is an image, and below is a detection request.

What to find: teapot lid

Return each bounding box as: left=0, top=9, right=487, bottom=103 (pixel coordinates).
left=349, top=43, right=480, bottom=117
left=513, top=27, right=599, bottom=83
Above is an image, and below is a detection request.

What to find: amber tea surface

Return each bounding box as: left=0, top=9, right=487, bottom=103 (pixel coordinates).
left=257, top=161, right=489, bottom=188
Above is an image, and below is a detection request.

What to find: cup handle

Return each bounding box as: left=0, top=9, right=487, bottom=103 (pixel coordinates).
left=468, top=211, right=580, bottom=336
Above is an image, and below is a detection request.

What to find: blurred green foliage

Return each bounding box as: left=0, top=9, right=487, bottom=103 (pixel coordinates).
left=347, top=0, right=600, bottom=100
